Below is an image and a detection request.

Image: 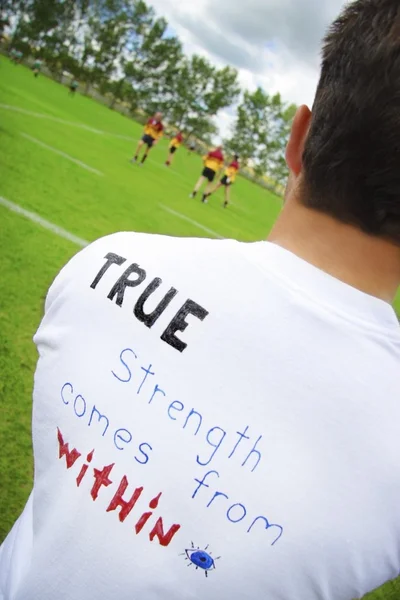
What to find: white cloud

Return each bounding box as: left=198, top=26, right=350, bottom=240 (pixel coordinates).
left=150, top=0, right=348, bottom=140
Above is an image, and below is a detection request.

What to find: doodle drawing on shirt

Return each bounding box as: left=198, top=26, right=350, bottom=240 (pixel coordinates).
left=181, top=542, right=221, bottom=577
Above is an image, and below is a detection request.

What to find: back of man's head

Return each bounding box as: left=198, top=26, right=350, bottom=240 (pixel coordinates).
left=302, top=0, right=400, bottom=244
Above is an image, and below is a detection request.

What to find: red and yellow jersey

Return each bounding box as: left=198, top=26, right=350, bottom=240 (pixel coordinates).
left=225, top=160, right=240, bottom=182
left=170, top=132, right=183, bottom=148
left=144, top=117, right=164, bottom=140
left=203, top=149, right=224, bottom=172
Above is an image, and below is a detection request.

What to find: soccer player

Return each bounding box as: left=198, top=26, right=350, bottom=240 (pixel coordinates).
left=3, top=3, right=400, bottom=600
left=69, top=79, right=78, bottom=95
left=187, top=140, right=196, bottom=155
left=190, top=146, right=224, bottom=202
left=165, top=131, right=183, bottom=166
left=32, top=59, right=42, bottom=78
left=131, top=112, right=163, bottom=166
left=10, top=49, right=22, bottom=64
left=205, top=154, right=240, bottom=207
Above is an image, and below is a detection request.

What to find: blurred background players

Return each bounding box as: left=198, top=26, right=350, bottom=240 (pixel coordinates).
left=131, top=112, right=164, bottom=166
left=190, top=146, right=224, bottom=203
left=205, top=154, right=240, bottom=208
left=165, top=131, right=183, bottom=166
left=10, top=48, right=23, bottom=64
left=32, top=58, right=42, bottom=78
left=69, top=79, right=78, bottom=95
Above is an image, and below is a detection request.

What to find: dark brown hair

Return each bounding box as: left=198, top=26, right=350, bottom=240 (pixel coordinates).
left=302, top=0, right=400, bottom=243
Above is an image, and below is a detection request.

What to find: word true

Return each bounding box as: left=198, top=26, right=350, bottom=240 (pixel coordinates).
left=192, top=469, right=283, bottom=546
left=57, top=428, right=181, bottom=547
left=112, top=348, right=263, bottom=473
left=90, top=252, right=209, bottom=353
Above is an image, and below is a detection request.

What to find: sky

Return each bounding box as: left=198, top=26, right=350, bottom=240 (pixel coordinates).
left=149, top=0, right=348, bottom=140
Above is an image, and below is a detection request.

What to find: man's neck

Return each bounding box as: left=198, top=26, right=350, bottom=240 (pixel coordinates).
left=268, top=200, right=400, bottom=304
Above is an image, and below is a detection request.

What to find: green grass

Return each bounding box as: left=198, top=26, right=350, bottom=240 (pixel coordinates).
left=0, top=57, right=399, bottom=599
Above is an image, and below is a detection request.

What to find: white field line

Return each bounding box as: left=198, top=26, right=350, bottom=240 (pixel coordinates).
left=21, top=132, right=103, bottom=176
left=0, top=103, right=104, bottom=134
left=159, top=205, right=224, bottom=239
left=0, top=103, right=135, bottom=140
left=0, top=196, right=89, bottom=247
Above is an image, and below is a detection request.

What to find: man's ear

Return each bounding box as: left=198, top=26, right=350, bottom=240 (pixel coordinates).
left=286, top=105, right=312, bottom=177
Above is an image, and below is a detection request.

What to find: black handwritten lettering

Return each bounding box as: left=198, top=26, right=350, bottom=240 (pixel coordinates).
left=161, top=299, right=209, bottom=352
left=108, top=263, right=146, bottom=307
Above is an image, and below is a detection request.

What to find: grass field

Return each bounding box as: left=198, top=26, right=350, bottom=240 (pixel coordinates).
left=0, top=57, right=399, bottom=599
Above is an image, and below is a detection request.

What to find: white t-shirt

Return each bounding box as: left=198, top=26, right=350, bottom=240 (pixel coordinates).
left=1, top=233, right=400, bottom=600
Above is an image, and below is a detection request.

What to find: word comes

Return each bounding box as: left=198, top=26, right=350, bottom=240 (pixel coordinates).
left=57, top=428, right=181, bottom=547
left=90, top=252, right=209, bottom=353
left=61, top=381, right=152, bottom=465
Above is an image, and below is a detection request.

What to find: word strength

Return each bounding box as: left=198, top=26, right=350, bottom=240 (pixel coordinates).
left=57, top=428, right=181, bottom=547
left=111, top=348, right=263, bottom=472
left=90, top=252, right=209, bottom=353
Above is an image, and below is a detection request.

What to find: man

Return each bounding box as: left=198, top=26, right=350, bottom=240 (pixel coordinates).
left=69, top=79, right=78, bottom=96
left=131, top=112, right=164, bottom=166
left=190, top=146, right=224, bottom=202
left=32, top=59, right=42, bottom=78
left=1, top=2, right=400, bottom=599
left=165, top=131, right=183, bottom=167
left=204, top=154, right=240, bottom=207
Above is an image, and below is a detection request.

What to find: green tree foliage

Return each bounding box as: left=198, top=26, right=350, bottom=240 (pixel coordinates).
left=165, top=55, right=239, bottom=130
left=225, top=87, right=296, bottom=182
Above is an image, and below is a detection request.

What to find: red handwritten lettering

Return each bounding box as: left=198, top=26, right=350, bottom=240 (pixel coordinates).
left=106, top=476, right=143, bottom=522
left=57, top=427, right=81, bottom=468
left=91, top=463, right=114, bottom=500
left=149, top=517, right=181, bottom=546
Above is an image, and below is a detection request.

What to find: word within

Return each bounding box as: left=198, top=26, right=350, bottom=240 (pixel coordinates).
left=57, top=428, right=181, bottom=547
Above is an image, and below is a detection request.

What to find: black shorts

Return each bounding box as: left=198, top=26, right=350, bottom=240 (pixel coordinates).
left=142, top=134, right=155, bottom=147
left=220, top=175, right=231, bottom=187
left=170, top=145, right=178, bottom=154
left=202, top=167, right=216, bottom=182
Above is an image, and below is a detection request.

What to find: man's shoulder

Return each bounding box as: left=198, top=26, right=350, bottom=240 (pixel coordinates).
left=45, top=233, right=235, bottom=313
left=75, top=232, right=233, bottom=273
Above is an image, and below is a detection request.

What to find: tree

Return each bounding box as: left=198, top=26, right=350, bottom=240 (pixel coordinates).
left=164, top=55, right=239, bottom=140
left=12, top=0, right=82, bottom=75
left=266, top=102, right=296, bottom=186
left=0, top=0, right=17, bottom=36
left=76, top=0, right=138, bottom=93
left=120, top=11, right=182, bottom=112
left=225, top=87, right=296, bottom=182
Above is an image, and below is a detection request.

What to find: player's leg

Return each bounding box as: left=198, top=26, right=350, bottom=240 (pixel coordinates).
left=205, top=181, right=222, bottom=202
left=190, top=176, right=205, bottom=198
left=166, top=146, right=176, bottom=166
left=132, top=139, right=144, bottom=163
left=224, top=185, right=230, bottom=208
left=140, top=137, right=155, bottom=165
left=201, top=171, right=217, bottom=203
left=202, top=182, right=214, bottom=203
left=140, top=144, right=151, bottom=165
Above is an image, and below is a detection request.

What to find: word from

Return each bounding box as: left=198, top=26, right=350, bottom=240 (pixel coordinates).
left=112, top=348, right=263, bottom=473
left=181, top=542, right=220, bottom=577
left=90, top=252, right=209, bottom=353
left=57, top=428, right=181, bottom=546
left=61, top=381, right=152, bottom=465
left=192, top=469, right=283, bottom=546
